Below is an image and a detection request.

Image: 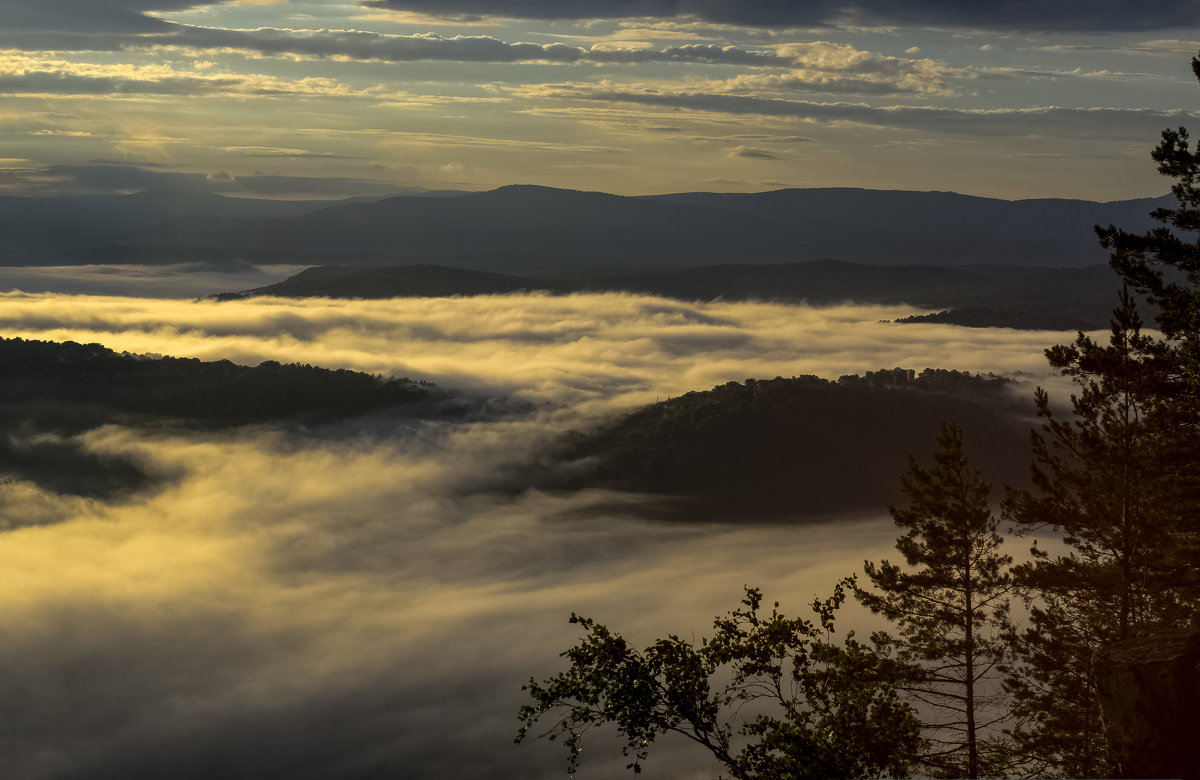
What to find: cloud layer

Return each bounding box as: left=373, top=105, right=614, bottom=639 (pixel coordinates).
left=0, top=286, right=1086, bottom=777
left=0, top=289, right=1070, bottom=408
left=0, top=421, right=907, bottom=779
left=363, top=0, right=1200, bottom=32
left=2, top=0, right=1195, bottom=199
left=9, top=0, right=1198, bottom=35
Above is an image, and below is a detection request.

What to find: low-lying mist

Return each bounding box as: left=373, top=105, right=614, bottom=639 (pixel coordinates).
left=0, top=289, right=1071, bottom=409
left=0, top=284, right=1089, bottom=778
left=0, top=264, right=306, bottom=300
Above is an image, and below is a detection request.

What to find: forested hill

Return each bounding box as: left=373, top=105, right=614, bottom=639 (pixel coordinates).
left=0, top=337, right=442, bottom=426
left=0, top=337, right=460, bottom=498
left=219, top=261, right=1133, bottom=331
left=558, top=368, right=1031, bottom=521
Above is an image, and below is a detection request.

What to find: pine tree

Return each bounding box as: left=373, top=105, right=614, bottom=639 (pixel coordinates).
left=1002, top=292, right=1185, bottom=777
left=1001, top=52, right=1200, bottom=775
left=1096, top=52, right=1200, bottom=528
left=1098, top=55, right=1200, bottom=350
left=856, top=422, right=1013, bottom=779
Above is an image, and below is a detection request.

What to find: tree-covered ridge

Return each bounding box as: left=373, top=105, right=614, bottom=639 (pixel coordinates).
left=564, top=368, right=1027, bottom=520
left=0, top=336, right=455, bottom=501
left=219, top=261, right=1135, bottom=331
left=0, top=336, right=439, bottom=425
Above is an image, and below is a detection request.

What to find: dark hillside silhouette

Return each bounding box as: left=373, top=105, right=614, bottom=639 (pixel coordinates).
left=216, top=264, right=532, bottom=299
left=559, top=369, right=1030, bottom=520
left=132, top=185, right=1169, bottom=268
left=646, top=189, right=1168, bottom=267
left=222, top=260, right=1135, bottom=330
left=0, top=337, right=437, bottom=424
left=0, top=190, right=366, bottom=253
left=0, top=337, right=452, bottom=499
left=0, top=185, right=1172, bottom=269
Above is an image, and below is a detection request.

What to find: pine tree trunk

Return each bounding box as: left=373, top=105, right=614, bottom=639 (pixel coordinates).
left=964, top=507, right=978, bottom=779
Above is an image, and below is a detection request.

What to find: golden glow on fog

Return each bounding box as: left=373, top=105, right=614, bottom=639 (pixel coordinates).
left=0, top=290, right=1073, bottom=777
left=0, top=291, right=1073, bottom=408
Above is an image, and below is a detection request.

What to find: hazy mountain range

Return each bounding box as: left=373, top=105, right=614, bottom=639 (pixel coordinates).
left=217, top=260, right=1138, bottom=330
left=0, top=185, right=1170, bottom=271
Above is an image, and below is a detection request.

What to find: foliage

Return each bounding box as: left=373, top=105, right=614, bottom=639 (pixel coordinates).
left=1012, top=292, right=1183, bottom=631
left=517, top=581, right=922, bottom=780
left=1096, top=52, right=1200, bottom=513
left=569, top=369, right=1026, bottom=520
left=0, top=336, right=438, bottom=425
left=1000, top=557, right=1114, bottom=778
left=0, top=335, right=448, bottom=499
left=856, top=422, right=1013, bottom=778
left=1001, top=292, right=1181, bottom=778
left=1098, top=57, right=1200, bottom=348
left=1001, top=53, right=1200, bottom=777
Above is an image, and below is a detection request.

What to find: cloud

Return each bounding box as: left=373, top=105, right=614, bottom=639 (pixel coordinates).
left=0, top=289, right=1072, bottom=777
left=0, top=72, right=244, bottom=96
left=11, top=163, right=403, bottom=198
left=728, top=145, right=780, bottom=159
left=172, top=26, right=789, bottom=65
left=220, top=146, right=362, bottom=160
left=2, top=0, right=213, bottom=34
left=519, top=82, right=1193, bottom=139
left=0, top=22, right=787, bottom=67
left=0, top=291, right=1071, bottom=409
left=360, top=0, right=1200, bottom=32
left=0, top=53, right=397, bottom=99
left=558, top=40, right=968, bottom=99
left=0, top=420, right=907, bottom=779
left=0, top=264, right=306, bottom=299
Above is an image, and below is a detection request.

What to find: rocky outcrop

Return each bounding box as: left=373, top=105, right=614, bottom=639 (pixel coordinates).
left=1095, top=628, right=1200, bottom=779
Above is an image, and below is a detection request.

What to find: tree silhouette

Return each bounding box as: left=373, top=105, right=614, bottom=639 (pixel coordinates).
left=1001, top=51, right=1200, bottom=777
left=1002, top=292, right=1184, bottom=777
left=1096, top=52, right=1200, bottom=541
left=855, top=422, right=1013, bottom=778
left=517, top=581, right=921, bottom=779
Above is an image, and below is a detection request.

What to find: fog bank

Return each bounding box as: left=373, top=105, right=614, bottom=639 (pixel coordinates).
left=0, top=291, right=1085, bottom=778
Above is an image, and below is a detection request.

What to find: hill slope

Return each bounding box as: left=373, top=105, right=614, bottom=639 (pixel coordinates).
left=554, top=369, right=1031, bottom=521
left=220, top=260, right=1138, bottom=330
left=0, top=185, right=1172, bottom=269
left=0, top=337, right=457, bottom=498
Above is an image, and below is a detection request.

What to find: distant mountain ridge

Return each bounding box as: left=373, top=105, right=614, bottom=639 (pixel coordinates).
left=0, top=184, right=1173, bottom=269
left=217, top=260, right=1138, bottom=331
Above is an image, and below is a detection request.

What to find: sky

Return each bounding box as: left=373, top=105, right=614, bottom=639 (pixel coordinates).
left=3, top=0, right=1200, bottom=200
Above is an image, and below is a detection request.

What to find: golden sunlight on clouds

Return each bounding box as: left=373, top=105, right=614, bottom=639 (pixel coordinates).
left=0, top=288, right=1077, bottom=777
left=0, top=291, right=1071, bottom=409
left=0, top=403, right=907, bottom=773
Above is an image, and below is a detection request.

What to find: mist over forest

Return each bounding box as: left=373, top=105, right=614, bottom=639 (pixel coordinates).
left=0, top=270, right=1084, bottom=778
left=8, top=0, right=1200, bottom=773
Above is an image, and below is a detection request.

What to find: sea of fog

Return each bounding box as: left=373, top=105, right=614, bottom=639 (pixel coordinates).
left=0, top=266, right=1085, bottom=779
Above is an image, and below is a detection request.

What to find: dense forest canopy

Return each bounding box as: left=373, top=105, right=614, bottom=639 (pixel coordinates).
left=0, top=336, right=439, bottom=425
left=561, top=368, right=1028, bottom=520
left=0, top=337, right=454, bottom=499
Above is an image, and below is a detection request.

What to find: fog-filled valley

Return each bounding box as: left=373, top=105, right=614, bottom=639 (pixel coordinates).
left=8, top=0, right=1200, bottom=772
left=0, top=267, right=1082, bottom=778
